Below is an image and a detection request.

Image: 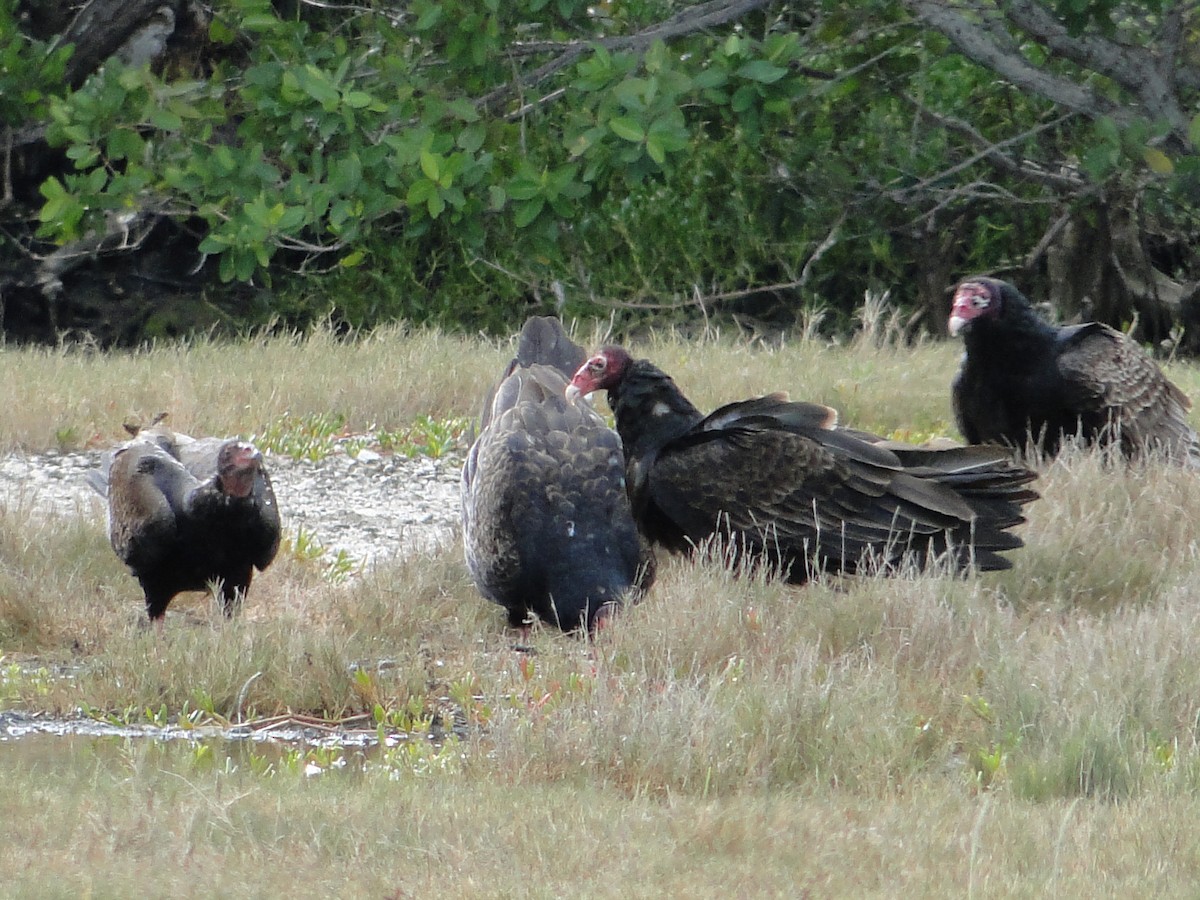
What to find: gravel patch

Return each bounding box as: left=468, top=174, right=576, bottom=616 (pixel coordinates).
left=0, top=447, right=465, bottom=569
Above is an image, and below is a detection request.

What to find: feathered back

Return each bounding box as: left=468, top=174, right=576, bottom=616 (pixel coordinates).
left=478, top=316, right=591, bottom=433
left=462, top=318, right=652, bottom=633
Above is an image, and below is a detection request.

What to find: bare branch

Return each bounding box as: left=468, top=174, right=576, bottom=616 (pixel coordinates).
left=904, top=0, right=1129, bottom=124
left=1023, top=207, right=1074, bottom=271
left=999, top=0, right=1189, bottom=138
left=898, top=102, right=1083, bottom=196
left=799, top=213, right=845, bottom=288
left=1158, top=3, right=1200, bottom=91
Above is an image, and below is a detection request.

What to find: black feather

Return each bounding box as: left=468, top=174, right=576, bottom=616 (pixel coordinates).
left=95, top=426, right=281, bottom=621
left=569, top=346, right=1039, bottom=580
left=462, top=318, right=653, bottom=632
left=950, top=277, right=1199, bottom=465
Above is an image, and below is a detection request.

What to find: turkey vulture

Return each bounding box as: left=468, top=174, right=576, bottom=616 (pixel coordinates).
left=949, top=276, right=1200, bottom=464
left=91, top=425, right=281, bottom=621
left=462, top=317, right=653, bottom=633
left=566, top=346, right=1039, bottom=580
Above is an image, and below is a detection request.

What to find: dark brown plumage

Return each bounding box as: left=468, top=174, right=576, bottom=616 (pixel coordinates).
left=462, top=318, right=653, bottom=633
left=90, top=425, right=281, bottom=621
left=567, top=346, right=1039, bottom=580
left=950, top=276, right=1200, bottom=464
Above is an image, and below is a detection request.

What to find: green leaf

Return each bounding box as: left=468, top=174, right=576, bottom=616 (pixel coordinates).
left=1143, top=146, right=1174, bottom=175
left=736, top=60, right=788, bottom=84
left=1190, top=113, right=1200, bottom=149
left=646, top=135, right=666, bottom=164
left=242, top=14, right=281, bottom=32
left=731, top=84, right=758, bottom=113
left=419, top=150, right=441, bottom=181
left=281, top=70, right=304, bottom=104
left=644, top=41, right=667, bottom=74
left=65, top=144, right=100, bottom=167
left=342, top=90, right=374, bottom=109
left=106, top=128, right=145, bottom=161
left=209, top=17, right=237, bottom=44
left=567, top=125, right=607, bottom=158
left=406, top=179, right=435, bottom=206
left=332, top=153, right=363, bottom=194
left=692, top=68, right=728, bottom=90
left=415, top=4, right=444, bottom=30
left=277, top=206, right=306, bottom=231
left=40, top=177, right=66, bottom=200
left=506, top=175, right=543, bottom=201
left=447, top=99, right=480, bottom=122
left=149, top=107, right=183, bottom=131
left=513, top=198, right=544, bottom=227
left=300, top=65, right=340, bottom=108
left=457, top=123, right=486, bottom=153
left=198, top=234, right=228, bottom=254
left=609, top=116, right=645, bottom=142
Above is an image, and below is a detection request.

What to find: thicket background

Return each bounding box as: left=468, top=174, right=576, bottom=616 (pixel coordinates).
left=3, top=0, right=1199, bottom=347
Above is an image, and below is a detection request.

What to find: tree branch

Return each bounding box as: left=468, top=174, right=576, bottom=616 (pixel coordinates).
left=999, top=0, right=1189, bottom=139
left=476, top=0, right=773, bottom=113
left=55, top=0, right=184, bottom=88
left=904, top=0, right=1129, bottom=124
left=899, top=101, right=1084, bottom=195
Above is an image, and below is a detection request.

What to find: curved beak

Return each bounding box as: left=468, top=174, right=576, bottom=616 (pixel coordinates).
left=565, top=383, right=583, bottom=404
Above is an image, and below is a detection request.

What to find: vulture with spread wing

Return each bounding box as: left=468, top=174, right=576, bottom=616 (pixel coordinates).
left=461, top=318, right=653, bottom=633
left=91, top=422, right=281, bottom=621
left=567, top=346, right=1039, bottom=580
left=949, top=276, right=1200, bottom=464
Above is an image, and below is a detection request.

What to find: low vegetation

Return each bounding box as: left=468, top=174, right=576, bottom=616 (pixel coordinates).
left=3, top=325, right=1200, bottom=895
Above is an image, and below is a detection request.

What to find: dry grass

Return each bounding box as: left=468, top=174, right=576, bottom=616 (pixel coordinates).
left=0, top=325, right=504, bottom=451
left=3, top=325, right=1200, bottom=895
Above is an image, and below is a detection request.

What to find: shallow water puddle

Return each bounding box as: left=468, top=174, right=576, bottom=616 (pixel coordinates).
left=0, top=709, right=463, bottom=777
left=1, top=710, right=382, bottom=746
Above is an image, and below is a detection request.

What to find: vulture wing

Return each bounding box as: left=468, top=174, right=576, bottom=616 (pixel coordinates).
left=1056, top=324, right=1199, bottom=463
left=646, top=409, right=1033, bottom=576
left=568, top=347, right=1039, bottom=579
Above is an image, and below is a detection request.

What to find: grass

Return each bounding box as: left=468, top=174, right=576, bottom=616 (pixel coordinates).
left=3, top=322, right=1200, bottom=895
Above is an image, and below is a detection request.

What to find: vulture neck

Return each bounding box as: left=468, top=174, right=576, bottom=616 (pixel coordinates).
left=608, top=359, right=705, bottom=460
left=966, top=300, right=1058, bottom=359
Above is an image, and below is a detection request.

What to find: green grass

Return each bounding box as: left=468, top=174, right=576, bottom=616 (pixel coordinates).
left=3, top=324, right=1200, bottom=895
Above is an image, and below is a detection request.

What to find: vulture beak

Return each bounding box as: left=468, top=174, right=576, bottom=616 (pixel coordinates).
left=948, top=314, right=968, bottom=337
left=565, top=383, right=583, bottom=404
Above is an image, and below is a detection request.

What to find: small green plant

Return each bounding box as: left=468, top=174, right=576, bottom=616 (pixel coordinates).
left=286, top=525, right=328, bottom=563
left=254, top=412, right=348, bottom=460
left=1, top=663, right=54, bottom=701
left=375, top=415, right=470, bottom=459
left=1150, top=732, right=1176, bottom=771
left=245, top=747, right=276, bottom=777
left=285, top=526, right=360, bottom=582
left=377, top=734, right=463, bottom=777
left=189, top=743, right=215, bottom=769
left=324, top=549, right=360, bottom=584
left=53, top=426, right=80, bottom=450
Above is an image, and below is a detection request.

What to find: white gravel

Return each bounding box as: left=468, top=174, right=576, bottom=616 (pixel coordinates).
left=0, top=447, right=464, bottom=569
